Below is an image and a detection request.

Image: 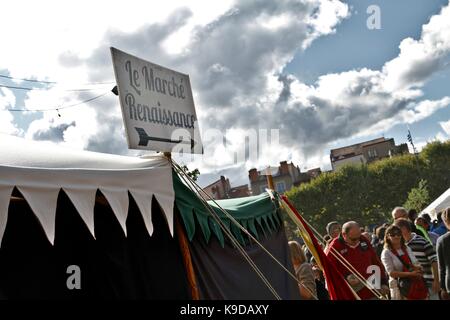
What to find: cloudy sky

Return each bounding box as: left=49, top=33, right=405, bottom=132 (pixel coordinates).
left=1, top=0, right=449, bottom=188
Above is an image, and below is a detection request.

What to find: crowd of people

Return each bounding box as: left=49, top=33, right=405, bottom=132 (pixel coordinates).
left=289, top=207, right=450, bottom=300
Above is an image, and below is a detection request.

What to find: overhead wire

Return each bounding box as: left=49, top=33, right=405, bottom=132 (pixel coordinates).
left=1, top=70, right=377, bottom=299
left=4, top=91, right=110, bottom=112
left=0, top=74, right=56, bottom=84
left=0, top=83, right=111, bottom=92
left=0, top=73, right=115, bottom=85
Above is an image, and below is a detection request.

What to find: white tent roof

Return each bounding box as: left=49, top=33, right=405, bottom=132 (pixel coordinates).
left=0, top=134, right=175, bottom=245
left=421, top=187, right=450, bottom=219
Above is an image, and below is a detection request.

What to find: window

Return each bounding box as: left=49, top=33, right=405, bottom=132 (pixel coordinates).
left=276, top=182, right=286, bottom=193
left=368, top=149, right=378, bottom=159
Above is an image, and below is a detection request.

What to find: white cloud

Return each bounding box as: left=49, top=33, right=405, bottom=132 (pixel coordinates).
left=27, top=0, right=349, bottom=160
left=440, top=119, right=450, bottom=136
left=2, top=0, right=450, bottom=186
left=261, top=2, right=450, bottom=154
left=1, top=0, right=235, bottom=153
left=0, top=88, right=20, bottom=135
left=304, top=0, right=350, bottom=46
left=0, top=87, right=16, bottom=107
left=414, top=140, right=428, bottom=152
left=434, top=119, right=450, bottom=142
left=25, top=103, right=98, bottom=149
left=382, top=3, right=450, bottom=91
left=357, top=97, right=450, bottom=138
left=0, top=0, right=234, bottom=81
left=435, top=131, right=449, bottom=142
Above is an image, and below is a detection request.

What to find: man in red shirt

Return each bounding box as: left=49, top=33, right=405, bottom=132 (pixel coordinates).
left=326, top=221, right=389, bottom=300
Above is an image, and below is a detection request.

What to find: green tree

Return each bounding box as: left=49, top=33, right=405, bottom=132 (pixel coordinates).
left=403, top=179, right=430, bottom=212
left=181, top=165, right=200, bottom=181
left=279, top=209, right=300, bottom=241
left=285, top=140, right=450, bottom=235
left=419, top=140, right=450, bottom=199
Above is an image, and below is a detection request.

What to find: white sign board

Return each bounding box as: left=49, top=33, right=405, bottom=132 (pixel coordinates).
left=111, top=47, right=202, bottom=153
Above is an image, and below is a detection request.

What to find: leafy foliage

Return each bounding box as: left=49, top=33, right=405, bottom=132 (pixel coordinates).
left=181, top=165, right=200, bottom=181
left=285, top=140, right=450, bottom=236
left=403, top=179, right=430, bottom=212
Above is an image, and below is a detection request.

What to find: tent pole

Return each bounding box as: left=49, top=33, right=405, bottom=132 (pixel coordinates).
left=164, top=152, right=200, bottom=300
left=266, top=166, right=275, bottom=190
left=175, top=216, right=200, bottom=300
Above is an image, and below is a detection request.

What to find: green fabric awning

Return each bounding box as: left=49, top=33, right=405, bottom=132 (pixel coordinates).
left=173, top=171, right=282, bottom=247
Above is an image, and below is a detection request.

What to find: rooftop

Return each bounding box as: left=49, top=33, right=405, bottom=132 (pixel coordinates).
left=330, top=137, right=395, bottom=160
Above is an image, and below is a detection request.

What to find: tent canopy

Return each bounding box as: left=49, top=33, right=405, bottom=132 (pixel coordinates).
left=0, top=134, right=298, bottom=300
left=0, top=134, right=174, bottom=245
left=421, top=187, right=450, bottom=219
left=173, top=172, right=281, bottom=247
left=0, top=133, right=280, bottom=247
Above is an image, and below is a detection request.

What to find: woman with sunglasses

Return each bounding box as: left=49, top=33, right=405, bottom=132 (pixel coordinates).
left=381, top=225, right=425, bottom=300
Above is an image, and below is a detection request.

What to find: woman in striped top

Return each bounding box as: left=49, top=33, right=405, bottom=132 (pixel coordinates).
left=395, top=218, right=440, bottom=300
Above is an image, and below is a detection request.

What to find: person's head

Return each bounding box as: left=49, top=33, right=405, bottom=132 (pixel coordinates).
left=408, top=209, right=418, bottom=222
left=392, top=207, right=408, bottom=221
left=289, top=241, right=307, bottom=267
left=326, top=221, right=341, bottom=239
left=442, top=207, right=450, bottom=230
left=362, top=231, right=371, bottom=241
left=394, top=218, right=413, bottom=238
left=342, top=221, right=361, bottom=243
left=436, top=211, right=443, bottom=223
left=375, top=226, right=387, bottom=242
left=420, top=213, right=431, bottom=224
left=415, top=213, right=431, bottom=230
left=384, top=225, right=405, bottom=250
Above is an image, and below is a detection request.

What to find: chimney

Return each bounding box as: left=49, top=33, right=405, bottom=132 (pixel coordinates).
left=219, top=176, right=230, bottom=198
left=279, top=161, right=289, bottom=175
left=248, top=168, right=258, bottom=182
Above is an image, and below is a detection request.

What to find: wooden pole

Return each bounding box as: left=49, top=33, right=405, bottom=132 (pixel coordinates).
left=175, top=216, right=200, bottom=300
left=165, top=152, right=200, bottom=300
left=266, top=166, right=275, bottom=190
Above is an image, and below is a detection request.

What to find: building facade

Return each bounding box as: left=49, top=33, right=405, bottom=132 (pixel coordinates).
left=202, top=176, right=251, bottom=199
left=202, top=176, right=231, bottom=200
left=330, top=137, right=409, bottom=171
left=228, top=185, right=251, bottom=198
left=248, top=161, right=321, bottom=195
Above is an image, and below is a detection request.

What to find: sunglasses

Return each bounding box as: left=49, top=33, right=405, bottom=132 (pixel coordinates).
left=388, top=233, right=402, bottom=237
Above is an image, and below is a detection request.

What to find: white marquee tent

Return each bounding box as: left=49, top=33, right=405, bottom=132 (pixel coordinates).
left=0, top=133, right=299, bottom=300
left=421, top=187, right=450, bottom=219
left=0, top=133, right=174, bottom=246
